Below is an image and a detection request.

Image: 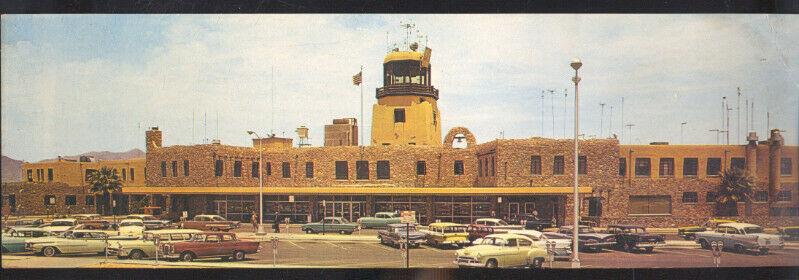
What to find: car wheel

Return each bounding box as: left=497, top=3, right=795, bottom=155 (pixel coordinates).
left=305, top=228, right=314, bottom=234
left=378, top=236, right=385, bottom=244
left=623, top=242, right=633, bottom=252
left=734, top=244, right=745, bottom=254
left=759, top=248, right=769, bottom=255
left=129, top=249, right=145, bottom=260
left=42, top=246, right=58, bottom=257
left=485, top=259, right=498, bottom=268
left=699, top=239, right=710, bottom=250
left=339, top=230, right=346, bottom=234
left=233, top=250, right=246, bottom=261
left=530, top=258, right=544, bottom=269
left=644, top=247, right=654, bottom=253
left=180, top=252, right=195, bottom=262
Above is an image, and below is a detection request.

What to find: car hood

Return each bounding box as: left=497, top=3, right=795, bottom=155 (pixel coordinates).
left=458, top=245, right=501, bottom=256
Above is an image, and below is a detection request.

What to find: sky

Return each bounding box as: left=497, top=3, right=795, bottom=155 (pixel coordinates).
left=2, top=14, right=798, bottom=162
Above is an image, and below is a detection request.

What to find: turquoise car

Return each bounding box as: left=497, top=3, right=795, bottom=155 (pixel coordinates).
left=357, top=212, right=410, bottom=229
left=2, top=228, right=55, bottom=253
left=301, top=217, right=358, bottom=234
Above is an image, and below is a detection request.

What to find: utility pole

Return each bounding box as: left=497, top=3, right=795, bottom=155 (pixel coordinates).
left=599, top=103, right=606, bottom=138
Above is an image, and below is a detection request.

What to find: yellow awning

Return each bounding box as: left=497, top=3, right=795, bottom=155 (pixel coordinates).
left=121, top=186, right=592, bottom=195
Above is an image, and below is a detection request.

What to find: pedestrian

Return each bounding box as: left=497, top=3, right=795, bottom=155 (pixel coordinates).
left=531, top=210, right=540, bottom=221
left=251, top=211, right=258, bottom=233
left=272, top=212, right=280, bottom=233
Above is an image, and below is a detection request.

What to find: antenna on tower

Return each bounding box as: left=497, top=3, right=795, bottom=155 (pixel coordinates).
left=400, top=21, right=416, bottom=50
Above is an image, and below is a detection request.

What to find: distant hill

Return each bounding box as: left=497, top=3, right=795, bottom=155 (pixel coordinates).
left=38, top=148, right=145, bottom=162
left=1, top=155, right=24, bottom=182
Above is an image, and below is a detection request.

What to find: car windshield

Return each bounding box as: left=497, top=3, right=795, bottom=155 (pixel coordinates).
left=496, top=220, right=509, bottom=226
left=742, top=227, right=763, bottom=234
left=210, top=216, right=227, bottom=221
left=480, top=237, right=507, bottom=246
left=623, top=227, right=646, bottom=233
left=121, top=221, right=144, bottom=227
left=50, top=221, right=74, bottom=226
left=338, top=218, right=350, bottom=224
left=394, top=226, right=417, bottom=233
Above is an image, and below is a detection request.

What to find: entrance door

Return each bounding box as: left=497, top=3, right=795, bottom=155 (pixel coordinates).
left=508, top=203, right=520, bottom=220
left=214, top=201, right=228, bottom=218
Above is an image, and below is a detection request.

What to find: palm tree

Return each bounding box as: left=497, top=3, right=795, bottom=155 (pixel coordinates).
left=715, top=167, right=754, bottom=216
left=87, top=167, right=123, bottom=216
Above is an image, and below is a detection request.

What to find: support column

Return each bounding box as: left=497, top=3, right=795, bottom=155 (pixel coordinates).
left=768, top=129, right=784, bottom=202
left=426, top=196, right=434, bottom=224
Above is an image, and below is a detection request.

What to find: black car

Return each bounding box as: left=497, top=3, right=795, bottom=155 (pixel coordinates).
left=558, top=226, right=617, bottom=252
left=606, top=225, right=666, bottom=253
left=524, top=220, right=553, bottom=231
left=378, top=224, right=426, bottom=248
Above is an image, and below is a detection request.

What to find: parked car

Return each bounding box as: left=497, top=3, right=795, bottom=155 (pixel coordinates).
left=378, top=223, right=426, bottom=248
left=778, top=226, right=799, bottom=241
left=507, top=229, right=572, bottom=259
left=473, top=218, right=524, bottom=233
left=357, top=212, right=408, bottom=229
left=2, top=228, right=56, bottom=253
left=695, top=222, right=784, bottom=255
left=467, top=224, right=495, bottom=244
left=71, top=221, right=121, bottom=236
left=677, top=218, right=738, bottom=240
left=557, top=225, right=616, bottom=252
left=73, top=214, right=103, bottom=221
left=524, top=220, right=554, bottom=231
left=159, top=232, right=260, bottom=262
left=4, top=219, right=45, bottom=232
left=420, top=222, right=470, bottom=248
left=118, top=219, right=146, bottom=237
left=40, top=218, right=78, bottom=234
left=301, top=217, right=358, bottom=234
left=606, top=225, right=665, bottom=253
left=180, top=214, right=240, bottom=231
left=126, top=214, right=173, bottom=230
left=455, top=233, right=547, bottom=268
left=26, top=230, right=135, bottom=257
left=108, top=229, right=202, bottom=259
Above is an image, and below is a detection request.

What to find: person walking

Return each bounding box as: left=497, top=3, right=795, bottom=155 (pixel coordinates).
left=250, top=211, right=258, bottom=233
left=272, top=212, right=281, bottom=233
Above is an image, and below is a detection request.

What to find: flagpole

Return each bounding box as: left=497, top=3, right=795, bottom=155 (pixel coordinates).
left=360, top=65, right=364, bottom=147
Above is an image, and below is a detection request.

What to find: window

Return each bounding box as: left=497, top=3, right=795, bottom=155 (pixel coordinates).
left=706, top=192, right=717, bottom=203
left=416, top=161, right=426, bottom=176
left=491, top=157, right=495, bottom=176
left=588, top=197, right=602, bottom=217
left=478, top=158, right=483, bottom=177
left=777, top=191, right=792, bottom=202
left=183, top=160, right=189, bottom=176
left=530, top=156, right=542, bottom=175
left=44, top=195, right=56, bottom=206
left=578, top=156, right=587, bottom=175
left=335, top=161, right=348, bottom=180
left=65, top=195, right=77, bottom=206
left=782, top=158, right=793, bottom=176
left=635, top=158, right=651, bottom=177
left=47, top=168, right=53, bottom=181
left=553, top=156, right=564, bottom=175
left=454, top=160, right=464, bottom=175
left=682, top=192, right=698, bottom=203
left=356, top=161, right=369, bottom=180
left=215, top=160, right=224, bottom=177
left=754, top=191, right=768, bottom=202
left=121, top=168, right=127, bottom=181
left=619, top=158, right=627, bottom=177
left=377, top=161, right=390, bottom=179
left=85, top=195, right=95, bottom=205
left=305, top=162, right=314, bottom=178
left=394, top=108, right=406, bottom=123
left=266, top=162, right=272, bottom=176
left=171, top=161, right=178, bottom=177
left=683, top=158, right=698, bottom=176
left=27, top=169, right=33, bottom=182
left=161, top=161, right=167, bottom=177
left=628, top=195, right=671, bottom=215
left=233, top=161, right=242, bottom=177
left=252, top=161, right=260, bottom=178
left=731, top=157, right=746, bottom=171
left=282, top=162, right=291, bottom=178
left=707, top=158, right=721, bottom=176
left=659, top=158, right=675, bottom=177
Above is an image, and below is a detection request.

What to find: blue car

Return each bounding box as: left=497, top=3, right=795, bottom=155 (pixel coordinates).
left=2, top=228, right=55, bottom=253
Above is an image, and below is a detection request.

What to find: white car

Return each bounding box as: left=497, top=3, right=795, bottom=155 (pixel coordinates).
left=26, top=230, right=134, bottom=257
left=507, top=229, right=572, bottom=260
left=695, top=222, right=784, bottom=255
left=40, top=219, right=78, bottom=234
left=473, top=218, right=524, bottom=233
left=118, top=219, right=146, bottom=237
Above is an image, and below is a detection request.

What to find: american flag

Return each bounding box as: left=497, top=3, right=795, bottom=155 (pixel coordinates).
left=352, top=71, right=362, bottom=85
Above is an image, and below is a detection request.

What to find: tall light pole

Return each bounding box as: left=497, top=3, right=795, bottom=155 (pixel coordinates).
left=570, top=58, right=582, bottom=267
left=247, top=130, right=267, bottom=235
left=726, top=106, right=732, bottom=145
left=680, top=122, right=687, bottom=144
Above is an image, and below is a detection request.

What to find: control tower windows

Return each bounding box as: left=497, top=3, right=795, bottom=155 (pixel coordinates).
left=384, top=60, right=429, bottom=86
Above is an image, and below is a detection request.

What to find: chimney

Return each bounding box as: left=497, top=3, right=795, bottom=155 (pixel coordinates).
left=768, top=129, right=783, bottom=201
left=145, top=127, right=163, bottom=152
left=745, top=132, right=758, bottom=177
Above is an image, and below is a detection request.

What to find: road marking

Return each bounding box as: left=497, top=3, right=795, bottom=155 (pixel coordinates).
left=286, top=241, right=305, bottom=250
left=367, top=243, right=395, bottom=252
left=324, top=241, right=349, bottom=250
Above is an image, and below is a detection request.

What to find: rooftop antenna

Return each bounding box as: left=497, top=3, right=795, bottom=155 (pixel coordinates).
left=737, top=87, right=741, bottom=144
left=192, top=109, right=195, bottom=145
left=600, top=103, right=606, bottom=138
left=625, top=123, right=635, bottom=144
left=563, top=88, right=568, bottom=138
left=215, top=110, right=219, bottom=140
left=204, top=112, right=207, bottom=144
left=548, top=89, right=555, bottom=138
left=271, top=66, right=275, bottom=136
left=621, top=97, right=625, bottom=144
left=609, top=105, right=614, bottom=139
left=400, top=21, right=415, bottom=50
left=540, top=90, right=545, bottom=137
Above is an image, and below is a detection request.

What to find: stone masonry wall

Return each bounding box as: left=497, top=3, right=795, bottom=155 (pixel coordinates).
left=1, top=182, right=96, bottom=217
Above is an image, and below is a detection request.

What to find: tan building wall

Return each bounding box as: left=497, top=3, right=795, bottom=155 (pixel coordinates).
left=371, top=95, right=441, bottom=146
left=20, top=158, right=146, bottom=187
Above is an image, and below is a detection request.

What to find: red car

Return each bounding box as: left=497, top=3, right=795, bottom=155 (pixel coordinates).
left=467, top=224, right=495, bottom=244
left=160, top=232, right=260, bottom=262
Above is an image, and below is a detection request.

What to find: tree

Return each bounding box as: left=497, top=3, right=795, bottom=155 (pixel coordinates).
left=87, top=167, right=122, bottom=216
left=715, top=167, right=754, bottom=216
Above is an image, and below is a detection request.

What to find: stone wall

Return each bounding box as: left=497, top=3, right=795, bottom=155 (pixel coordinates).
left=1, top=182, right=96, bottom=217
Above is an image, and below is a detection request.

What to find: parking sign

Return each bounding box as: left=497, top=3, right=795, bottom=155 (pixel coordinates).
left=400, top=211, right=415, bottom=224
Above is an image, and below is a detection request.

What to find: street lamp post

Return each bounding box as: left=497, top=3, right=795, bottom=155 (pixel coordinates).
left=247, top=130, right=267, bottom=235
left=570, top=58, right=582, bottom=268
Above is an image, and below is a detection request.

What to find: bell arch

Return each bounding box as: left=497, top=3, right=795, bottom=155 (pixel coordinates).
left=443, top=127, right=476, bottom=148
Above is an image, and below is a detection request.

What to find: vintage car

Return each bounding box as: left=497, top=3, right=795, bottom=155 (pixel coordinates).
left=378, top=223, right=426, bottom=248
left=695, top=222, right=784, bottom=255
left=301, top=217, right=358, bottom=234
left=606, top=225, right=666, bottom=253
left=473, top=218, right=524, bottom=233
left=180, top=214, right=240, bottom=231
left=108, top=229, right=202, bottom=259
left=524, top=220, right=554, bottom=231
left=420, top=222, right=470, bottom=248
left=159, top=232, right=260, bottom=262
left=467, top=224, right=495, bottom=244
left=357, top=212, right=409, bottom=229
left=507, top=229, right=572, bottom=259
left=126, top=214, right=173, bottom=230
left=558, top=225, right=616, bottom=252
left=778, top=226, right=799, bottom=241
left=4, top=219, right=45, bottom=232
left=677, top=218, right=738, bottom=240
left=118, top=219, right=146, bottom=237
left=2, top=228, right=56, bottom=253
left=40, top=218, right=79, bottom=234
left=73, top=214, right=103, bottom=221
left=455, top=233, right=547, bottom=268
left=71, top=221, right=122, bottom=236
left=26, top=230, right=136, bottom=257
